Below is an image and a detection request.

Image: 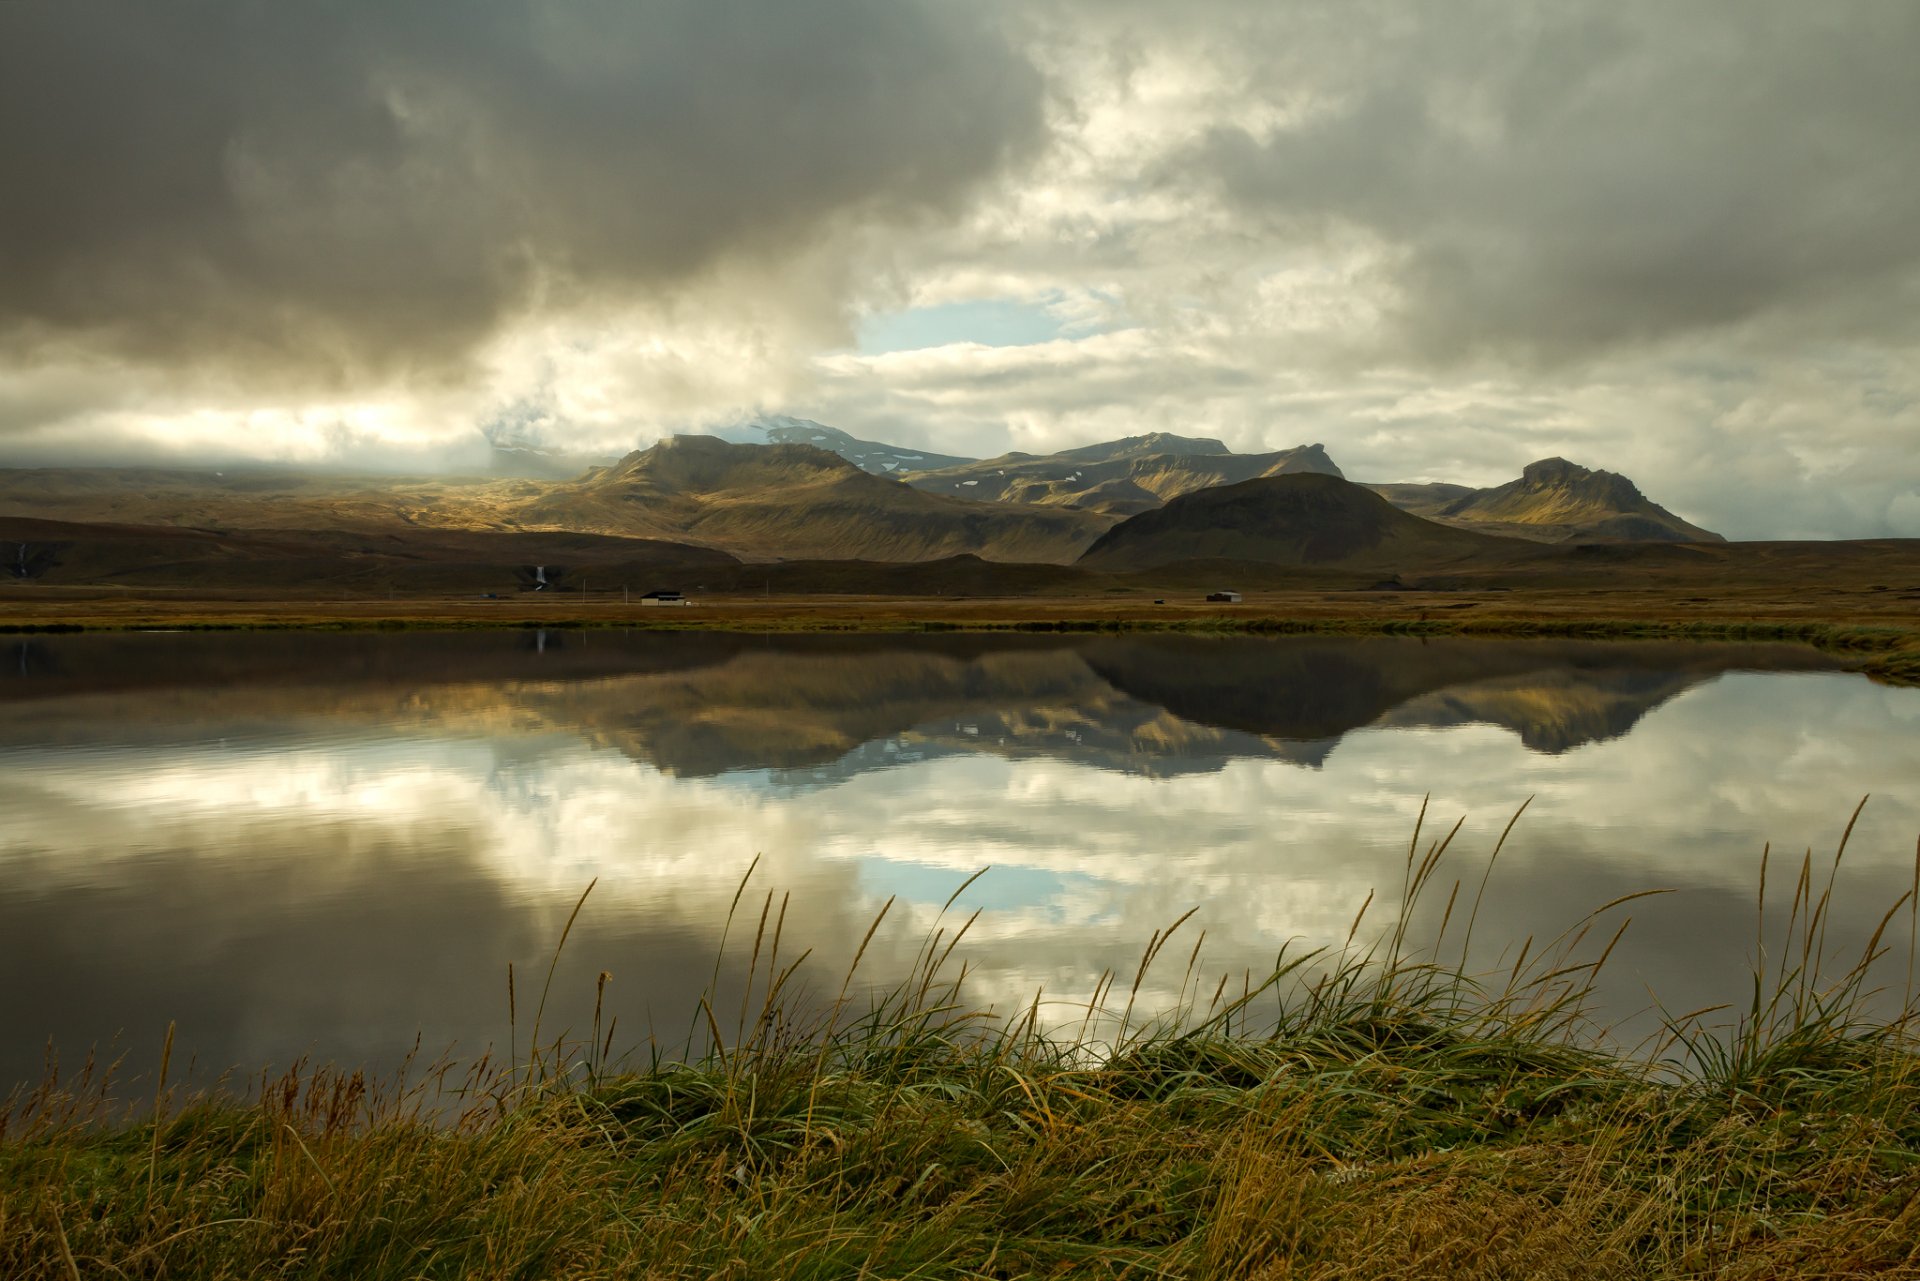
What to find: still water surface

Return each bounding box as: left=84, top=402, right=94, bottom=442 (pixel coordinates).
left=4, top=630, right=1918, bottom=1093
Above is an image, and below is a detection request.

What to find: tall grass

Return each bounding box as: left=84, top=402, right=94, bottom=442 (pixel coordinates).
left=4, top=806, right=1919, bottom=1278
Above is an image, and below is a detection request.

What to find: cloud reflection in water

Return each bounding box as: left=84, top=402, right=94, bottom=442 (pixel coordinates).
left=0, top=631, right=1915, bottom=1090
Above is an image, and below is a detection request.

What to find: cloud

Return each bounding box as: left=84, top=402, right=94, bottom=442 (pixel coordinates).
left=1170, top=1, right=1920, bottom=364
left=0, top=0, right=1044, bottom=386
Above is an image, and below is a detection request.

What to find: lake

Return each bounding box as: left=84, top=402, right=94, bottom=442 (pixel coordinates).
left=4, top=629, right=1918, bottom=1096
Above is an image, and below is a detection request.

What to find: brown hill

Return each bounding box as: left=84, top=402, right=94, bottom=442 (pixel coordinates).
left=515, top=435, right=1112, bottom=562
left=0, top=440, right=1115, bottom=565
left=907, top=438, right=1343, bottom=515
left=1077, top=473, right=1515, bottom=571
left=1370, top=458, right=1723, bottom=544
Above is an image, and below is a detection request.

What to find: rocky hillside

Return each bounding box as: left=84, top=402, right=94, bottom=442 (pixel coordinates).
left=711, top=416, right=974, bottom=475
left=517, top=435, right=1111, bottom=563
left=907, top=436, right=1343, bottom=516
left=1371, top=458, right=1723, bottom=543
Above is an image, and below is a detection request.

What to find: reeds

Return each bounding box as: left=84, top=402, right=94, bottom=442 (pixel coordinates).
left=3, top=806, right=1918, bottom=1278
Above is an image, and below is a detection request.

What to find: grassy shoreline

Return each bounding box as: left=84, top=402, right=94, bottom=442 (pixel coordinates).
left=7, top=829, right=1920, bottom=1279
left=12, top=1024, right=1920, bottom=1279
left=7, top=603, right=1919, bottom=685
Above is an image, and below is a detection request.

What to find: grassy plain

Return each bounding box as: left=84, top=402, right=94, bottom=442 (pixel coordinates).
left=8, top=579, right=1920, bottom=683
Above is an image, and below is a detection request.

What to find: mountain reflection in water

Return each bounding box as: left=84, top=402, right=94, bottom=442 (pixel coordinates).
left=1, top=630, right=1914, bottom=1094
left=0, top=630, right=1840, bottom=775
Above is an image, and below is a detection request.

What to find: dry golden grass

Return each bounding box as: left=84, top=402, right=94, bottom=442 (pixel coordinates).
left=5, top=809, right=1920, bottom=1277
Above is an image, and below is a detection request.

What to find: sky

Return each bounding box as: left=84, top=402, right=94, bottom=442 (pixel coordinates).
left=1, top=0, right=1917, bottom=539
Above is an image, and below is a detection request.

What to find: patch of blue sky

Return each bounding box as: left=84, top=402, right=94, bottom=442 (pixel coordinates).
left=852, top=855, right=1108, bottom=917
left=855, top=291, right=1118, bottom=356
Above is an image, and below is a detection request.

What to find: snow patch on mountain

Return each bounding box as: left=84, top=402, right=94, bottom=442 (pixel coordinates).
left=706, top=416, right=975, bottom=476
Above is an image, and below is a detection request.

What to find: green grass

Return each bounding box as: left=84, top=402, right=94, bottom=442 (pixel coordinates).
left=5, top=812, right=1920, bottom=1278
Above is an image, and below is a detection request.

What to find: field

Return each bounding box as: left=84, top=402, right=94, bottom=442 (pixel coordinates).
left=8, top=578, right=1920, bottom=686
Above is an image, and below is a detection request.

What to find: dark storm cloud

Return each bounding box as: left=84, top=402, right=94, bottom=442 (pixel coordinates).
left=0, top=0, right=1043, bottom=382
left=1178, top=1, right=1920, bottom=363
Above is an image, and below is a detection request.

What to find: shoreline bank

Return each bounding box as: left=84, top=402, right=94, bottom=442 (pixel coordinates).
left=8, top=590, right=1920, bottom=684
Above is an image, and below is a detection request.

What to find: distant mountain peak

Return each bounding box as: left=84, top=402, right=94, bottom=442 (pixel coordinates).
left=1518, top=456, right=1642, bottom=503
left=1140, top=430, right=1228, bottom=452
left=605, top=433, right=855, bottom=489
left=1398, top=456, right=1723, bottom=543
left=1057, top=432, right=1234, bottom=464
left=704, top=416, right=975, bottom=475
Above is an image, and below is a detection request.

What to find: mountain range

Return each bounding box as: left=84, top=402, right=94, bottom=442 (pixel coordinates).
left=1, top=419, right=1743, bottom=588
left=704, top=419, right=1719, bottom=544
left=518, top=435, right=1107, bottom=562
